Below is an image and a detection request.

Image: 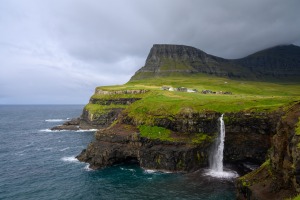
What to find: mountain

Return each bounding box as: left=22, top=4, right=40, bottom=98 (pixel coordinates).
left=130, top=44, right=300, bottom=81
left=236, top=44, right=300, bottom=78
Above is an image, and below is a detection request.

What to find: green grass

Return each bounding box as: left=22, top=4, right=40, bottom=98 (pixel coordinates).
left=84, top=103, right=127, bottom=115
left=239, top=159, right=271, bottom=187
left=89, top=74, right=300, bottom=125
left=296, top=117, right=300, bottom=136
left=191, top=134, right=211, bottom=144
left=292, top=194, right=300, bottom=200
left=138, top=125, right=211, bottom=144
left=138, top=125, right=172, bottom=141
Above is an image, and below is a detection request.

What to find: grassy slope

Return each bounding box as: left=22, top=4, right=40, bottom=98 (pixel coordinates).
left=86, top=73, right=300, bottom=141
left=87, top=73, right=300, bottom=126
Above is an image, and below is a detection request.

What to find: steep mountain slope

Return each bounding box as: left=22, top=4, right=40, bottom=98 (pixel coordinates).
left=236, top=44, right=300, bottom=79
left=131, top=44, right=300, bottom=81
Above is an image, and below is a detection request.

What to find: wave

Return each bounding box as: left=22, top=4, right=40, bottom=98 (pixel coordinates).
left=39, top=129, right=97, bottom=133
left=45, top=119, right=70, bottom=122
left=61, top=156, right=79, bottom=163
left=84, top=164, right=93, bottom=171
left=144, top=169, right=157, bottom=174
left=75, top=129, right=98, bottom=132
left=39, top=129, right=68, bottom=132
left=59, top=147, right=70, bottom=152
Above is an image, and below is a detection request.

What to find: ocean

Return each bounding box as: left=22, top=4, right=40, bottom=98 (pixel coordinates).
left=0, top=105, right=236, bottom=200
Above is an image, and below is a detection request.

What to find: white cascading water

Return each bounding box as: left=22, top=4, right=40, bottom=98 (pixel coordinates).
left=206, top=114, right=238, bottom=178
left=211, top=114, right=225, bottom=172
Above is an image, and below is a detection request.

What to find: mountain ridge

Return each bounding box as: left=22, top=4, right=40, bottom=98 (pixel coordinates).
left=130, top=44, right=300, bottom=81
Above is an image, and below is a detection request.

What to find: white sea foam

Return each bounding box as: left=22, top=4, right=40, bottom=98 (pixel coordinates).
left=15, top=150, right=26, bottom=156
left=204, top=169, right=239, bottom=179
left=75, top=129, right=98, bottom=132
left=143, top=168, right=172, bottom=174
left=45, top=119, right=70, bottom=122
left=144, top=169, right=157, bottom=174
left=61, top=156, right=79, bottom=163
left=60, top=147, right=70, bottom=152
left=120, top=167, right=136, bottom=172
left=39, top=129, right=68, bottom=132
left=84, top=164, right=93, bottom=171
left=39, top=128, right=97, bottom=133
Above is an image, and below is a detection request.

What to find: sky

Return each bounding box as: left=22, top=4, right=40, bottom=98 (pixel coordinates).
left=1, top=0, right=300, bottom=104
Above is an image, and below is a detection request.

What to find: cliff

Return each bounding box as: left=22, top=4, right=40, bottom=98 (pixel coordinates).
left=52, top=43, right=300, bottom=199
left=131, top=44, right=300, bottom=81
left=236, top=102, right=300, bottom=200
left=75, top=88, right=285, bottom=173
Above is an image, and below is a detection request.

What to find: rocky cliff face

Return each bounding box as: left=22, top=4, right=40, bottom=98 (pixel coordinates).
left=76, top=96, right=283, bottom=173
left=224, top=111, right=283, bottom=164
left=51, top=89, right=148, bottom=131
left=130, top=44, right=300, bottom=81
left=131, top=44, right=248, bottom=80
left=77, top=124, right=211, bottom=172
left=236, top=102, right=300, bottom=200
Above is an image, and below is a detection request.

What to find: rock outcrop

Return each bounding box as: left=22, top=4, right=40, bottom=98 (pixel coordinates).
left=77, top=124, right=211, bottom=172
left=51, top=90, right=148, bottom=131
left=236, top=102, right=300, bottom=200
left=224, top=111, right=283, bottom=164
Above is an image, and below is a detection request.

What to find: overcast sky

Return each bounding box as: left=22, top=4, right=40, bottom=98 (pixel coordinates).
left=1, top=0, right=300, bottom=104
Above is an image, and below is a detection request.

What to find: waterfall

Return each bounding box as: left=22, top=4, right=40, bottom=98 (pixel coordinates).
left=206, top=114, right=238, bottom=178
left=211, top=114, right=225, bottom=172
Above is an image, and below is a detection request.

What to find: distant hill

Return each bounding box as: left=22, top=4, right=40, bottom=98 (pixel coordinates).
left=130, top=44, right=300, bottom=81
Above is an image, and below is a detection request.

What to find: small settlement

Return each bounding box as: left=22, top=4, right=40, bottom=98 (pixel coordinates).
left=161, top=86, right=232, bottom=95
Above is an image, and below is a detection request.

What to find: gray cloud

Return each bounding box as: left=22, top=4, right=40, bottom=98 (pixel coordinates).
left=1, top=0, right=300, bottom=104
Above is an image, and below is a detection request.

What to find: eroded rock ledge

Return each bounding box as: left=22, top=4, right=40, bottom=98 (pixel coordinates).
left=76, top=109, right=283, bottom=173
left=236, top=102, right=300, bottom=200
left=76, top=124, right=210, bottom=172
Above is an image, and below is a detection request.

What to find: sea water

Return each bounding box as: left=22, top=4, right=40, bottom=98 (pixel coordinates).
left=0, top=105, right=236, bottom=200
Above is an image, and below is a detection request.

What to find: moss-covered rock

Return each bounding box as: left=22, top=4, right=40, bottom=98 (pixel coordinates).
left=236, top=102, right=300, bottom=200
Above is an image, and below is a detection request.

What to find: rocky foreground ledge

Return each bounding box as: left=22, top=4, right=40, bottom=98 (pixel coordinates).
left=76, top=123, right=211, bottom=172
left=236, top=102, right=300, bottom=200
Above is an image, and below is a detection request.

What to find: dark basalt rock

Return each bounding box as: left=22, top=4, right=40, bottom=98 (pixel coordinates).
left=236, top=102, right=300, bottom=200
left=76, top=109, right=284, bottom=173
left=224, top=111, right=283, bottom=164
left=51, top=118, right=80, bottom=131
left=51, top=108, right=124, bottom=131
left=76, top=124, right=211, bottom=172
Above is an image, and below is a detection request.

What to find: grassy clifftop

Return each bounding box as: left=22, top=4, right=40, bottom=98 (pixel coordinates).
left=86, top=74, right=300, bottom=127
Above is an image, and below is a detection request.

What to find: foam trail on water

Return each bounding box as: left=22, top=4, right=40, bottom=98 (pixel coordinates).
left=60, top=147, right=70, bottom=152
left=39, top=129, right=68, bottom=132
left=75, top=129, right=98, bottom=132
left=61, top=156, right=79, bottom=163
left=45, top=119, right=70, bottom=122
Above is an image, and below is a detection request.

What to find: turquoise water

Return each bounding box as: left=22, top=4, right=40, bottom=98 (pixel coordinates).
left=0, top=105, right=236, bottom=200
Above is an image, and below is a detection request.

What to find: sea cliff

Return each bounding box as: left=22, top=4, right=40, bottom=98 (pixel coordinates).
left=55, top=44, right=300, bottom=199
